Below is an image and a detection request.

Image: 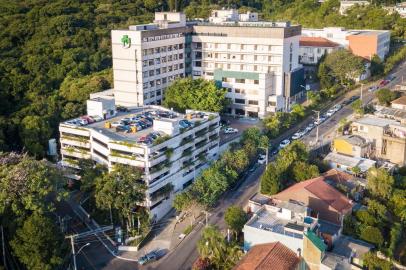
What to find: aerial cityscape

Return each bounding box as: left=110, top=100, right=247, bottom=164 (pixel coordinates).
left=1, top=0, right=406, bottom=269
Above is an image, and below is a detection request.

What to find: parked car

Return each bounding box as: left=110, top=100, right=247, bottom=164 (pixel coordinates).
left=279, top=139, right=290, bottom=149
left=115, top=125, right=130, bottom=132
left=349, top=95, right=360, bottom=102
left=224, top=127, right=238, bottom=134
left=258, top=154, right=266, bottom=164
left=111, top=121, right=121, bottom=127
left=368, top=85, right=378, bottom=92
left=291, top=132, right=302, bottom=140
left=379, top=79, right=389, bottom=87
left=333, top=104, right=342, bottom=111
left=325, top=109, right=335, bottom=117
left=138, top=251, right=158, bottom=265
left=387, top=75, right=396, bottom=81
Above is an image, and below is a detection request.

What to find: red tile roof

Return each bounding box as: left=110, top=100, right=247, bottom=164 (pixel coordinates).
left=391, top=96, right=406, bottom=105
left=273, top=174, right=353, bottom=213
left=300, top=37, right=340, bottom=48
left=234, top=242, right=300, bottom=270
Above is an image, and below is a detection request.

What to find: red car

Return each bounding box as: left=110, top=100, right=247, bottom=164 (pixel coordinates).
left=379, top=80, right=389, bottom=87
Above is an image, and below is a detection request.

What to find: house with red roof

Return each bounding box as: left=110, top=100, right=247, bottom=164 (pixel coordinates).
left=234, top=242, right=302, bottom=270
left=271, top=175, right=354, bottom=227
left=299, top=36, right=340, bottom=65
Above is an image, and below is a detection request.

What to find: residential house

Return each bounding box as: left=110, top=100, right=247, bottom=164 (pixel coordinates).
left=299, top=37, right=340, bottom=65
left=332, top=135, right=371, bottom=158
left=351, top=116, right=406, bottom=165
left=233, top=242, right=302, bottom=270
left=324, top=152, right=376, bottom=175
left=271, top=176, right=354, bottom=226
left=302, top=27, right=390, bottom=60
left=339, top=1, right=370, bottom=15
left=391, top=96, right=406, bottom=110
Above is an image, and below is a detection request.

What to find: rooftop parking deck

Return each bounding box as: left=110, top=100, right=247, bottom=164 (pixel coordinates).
left=61, top=106, right=219, bottom=146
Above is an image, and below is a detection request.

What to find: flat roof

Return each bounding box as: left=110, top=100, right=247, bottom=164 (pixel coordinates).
left=332, top=235, right=374, bottom=259
left=391, top=95, right=406, bottom=105
left=324, top=152, right=376, bottom=172
left=354, top=116, right=400, bottom=127
left=300, top=37, right=340, bottom=47
left=336, top=135, right=367, bottom=146
left=62, top=106, right=218, bottom=144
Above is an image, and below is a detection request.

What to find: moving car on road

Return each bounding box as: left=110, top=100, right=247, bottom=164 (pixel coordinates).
left=138, top=251, right=158, bottom=265
left=258, top=154, right=266, bottom=164
left=279, top=139, right=290, bottom=149
left=224, top=127, right=238, bottom=134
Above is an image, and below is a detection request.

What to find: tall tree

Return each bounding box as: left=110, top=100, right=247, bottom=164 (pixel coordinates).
left=260, top=163, right=281, bottom=195
left=95, top=164, right=146, bottom=231
left=224, top=206, right=247, bottom=238
left=10, top=213, right=68, bottom=270
left=163, top=77, right=227, bottom=113
left=366, top=167, right=395, bottom=200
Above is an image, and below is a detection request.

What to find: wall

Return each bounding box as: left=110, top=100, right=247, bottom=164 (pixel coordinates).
left=302, top=235, right=322, bottom=270
left=347, top=34, right=377, bottom=60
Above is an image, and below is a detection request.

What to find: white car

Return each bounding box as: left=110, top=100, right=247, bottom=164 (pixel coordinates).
left=224, top=127, right=238, bottom=134
left=111, top=121, right=122, bottom=127
left=325, top=110, right=335, bottom=117
left=258, top=154, right=266, bottom=164
left=279, top=139, right=291, bottom=149
left=291, top=132, right=302, bottom=140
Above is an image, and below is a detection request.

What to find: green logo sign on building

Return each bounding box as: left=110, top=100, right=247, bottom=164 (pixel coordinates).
left=121, top=35, right=131, bottom=48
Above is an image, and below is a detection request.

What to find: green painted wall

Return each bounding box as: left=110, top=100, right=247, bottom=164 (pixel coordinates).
left=213, top=69, right=260, bottom=82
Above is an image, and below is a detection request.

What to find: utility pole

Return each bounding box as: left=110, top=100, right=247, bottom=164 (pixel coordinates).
left=313, top=110, right=320, bottom=146
left=360, top=83, right=363, bottom=107
left=205, top=211, right=208, bottom=227
left=1, top=226, right=7, bottom=270
left=69, top=236, right=77, bottom=270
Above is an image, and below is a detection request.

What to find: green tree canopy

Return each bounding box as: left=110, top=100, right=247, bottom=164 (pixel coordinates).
left=375, top=88, right=399, bottom=106
left=0, top=152, right=65, bottom=216
left=10, top=213, right=68, bottom=270
left=224, top=206, right=247, bottom=237
left=292, top=161, right=319, bottom=182
left=95, top=164, right=146, bottom=229
left=260, top=163, right=281, bottom=195
left=366, top=167, right=395, bottom=200
left=163, top=77, right=227, bottom=113
left=360, top=226, right=384, bottom=246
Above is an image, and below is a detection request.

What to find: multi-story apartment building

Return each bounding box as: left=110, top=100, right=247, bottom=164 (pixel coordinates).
left=59, top=101, right=220, bottom=220
left=351, top=116, right=406, bottom=165
left=302, top=27, right=390, bottom=60
left=111, top=10, right=304, bottom=117
left=299, top=36, right=340, bottom=65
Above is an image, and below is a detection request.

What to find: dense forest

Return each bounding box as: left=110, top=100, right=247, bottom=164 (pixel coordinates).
left=1, top=0, right=406, bottom=157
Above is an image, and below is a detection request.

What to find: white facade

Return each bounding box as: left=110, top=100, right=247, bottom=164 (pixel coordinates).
left=302, top=27, right=390, bottom=60
left=243, top=203, right=319, bottom=253
left=339, top=0, right=370, bottom=15
left=59, top=106, right=220, bottom=221
left=86, top=98, right=116, bottom=119
left=111, top=12, right=304, bottom=117
left=299, top=45, right=339, bottom=65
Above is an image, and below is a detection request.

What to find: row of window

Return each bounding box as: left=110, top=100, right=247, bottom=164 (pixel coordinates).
left=142, top=44, right=184, bottom=56
left=233, top=98, right=259, bottom=105
left=222, top=78, right=259, bottom=84
left=143, top=54, right=184, bottom=67
left=194, top=42, right=281, bottom=52
left=142, top=32, right=184, bottom=43
left=201, top=52, right=282, bottom=63
left=197, top=62, right=282, bottom=74
left=143, top=73, right=184, bottom=89
left=144, top=89, right=163, bottom=100
left=225, top=88, right=259, bottom=95
left=142, top=63, right=184, bottom=78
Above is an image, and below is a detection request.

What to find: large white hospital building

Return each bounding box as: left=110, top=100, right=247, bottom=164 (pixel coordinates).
left=111, top=10, right=304, bottom=118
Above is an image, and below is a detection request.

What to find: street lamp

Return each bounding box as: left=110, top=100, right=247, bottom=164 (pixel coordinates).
left=73, top=242, right=90, bottom=270
left=312, top=110, right=320, bottom=147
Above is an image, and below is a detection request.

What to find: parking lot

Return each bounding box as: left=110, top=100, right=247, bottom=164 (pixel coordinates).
left=219, top=116, right=261, bottom=144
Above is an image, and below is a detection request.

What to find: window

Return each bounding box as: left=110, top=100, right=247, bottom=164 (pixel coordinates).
left=235, top=89, right=245, bottom=94
left=161, top=56, right=167, bottom=63
left=174, top=44, right=178, bottom=50
left=156, top=90, right=161, bottom=96
left=148, top=49, right=154, bottom=55
left=155, top=58, right=161, bottom=64
left=156, top=68, right=161, bottom=75
left=254, top=80, right=259, bottom=85
left=174, top=64, right=178, bottom=70
left=179, top=44, right=183, bottom=49
left=156, top=79, right=161, bottom=85
left=154, top=48, right=160, bottom=54
left=149, top=70, right=154, bottom=76
left=236, top=79, right=245, bottom=84
left=226, top=88, right=232, bottom=92
left=168, top=55, right=173, bottom=61
left=168, top=45, right=172, bottom=51
left=143, top=71, right=148, bottom=78
left=248, top=100, right=258, bottom=105
left=179, top=63, right=184, bottom=69
left=143, top=82, right=148, bottom=89
left=143, top=49, right=148, bottom=56
left=149, top=60, right=154, bottom=66
left=161, top=46, right=167, bottom=52
left=179, top=53, right=183, bottom=59
left=268, top=101, right=276, bottom=107
left=162, top=67, right=167, bottom=73
left=162, top=77, right=167, bottom=84
left=173, top=54, right=178, bottom=60
left=235, top=98, right=245, bottom=104
left=149, top=81, right=155, bottom=87
left=168, top=66, right=173, bottom=72
left=143, top=60, right=148, bottom=67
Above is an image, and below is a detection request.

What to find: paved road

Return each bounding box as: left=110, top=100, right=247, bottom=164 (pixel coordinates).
left=150, top=166, right=265, bottom=270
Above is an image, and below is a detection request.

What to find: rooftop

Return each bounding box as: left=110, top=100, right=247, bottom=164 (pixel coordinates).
left=233, top=242, right=300, bottom=270
left=374, top=105, right=406, bottom=121
left=332, top=235, right=374, bottom=259
left=249, top=193, right=271, bottom=206
left=61, top=106, right=218, bottom=145
left=322, top=253, right=353, bottom=270
left=273, top=176, right=353, bottom=213
left=324, top=152, right=376, bottom=172
left=336, top=135, right=367, bottom=146
left=353, top=115, right=400, bottom=127
left=245, top=203, right=316, bottom=240
left=299, top=36, right=340, bottom=47
left=391, top=95, right=406, bottom=105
